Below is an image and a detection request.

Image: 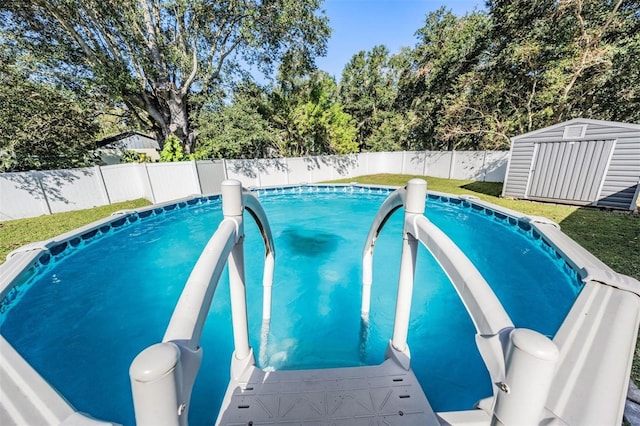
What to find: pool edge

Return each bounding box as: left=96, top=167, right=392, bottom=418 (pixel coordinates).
left=1, top=183, right=639, bottom=425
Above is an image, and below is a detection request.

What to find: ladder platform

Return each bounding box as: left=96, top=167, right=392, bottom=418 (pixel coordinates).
left=217, top=358, right=440, bottom=425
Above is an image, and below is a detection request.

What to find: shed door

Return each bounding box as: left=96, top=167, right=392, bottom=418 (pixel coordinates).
left=527, top=140, right=615, bottom=203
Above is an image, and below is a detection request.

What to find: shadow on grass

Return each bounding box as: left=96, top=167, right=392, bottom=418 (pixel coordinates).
left=460, top=181, right=503, bottom=197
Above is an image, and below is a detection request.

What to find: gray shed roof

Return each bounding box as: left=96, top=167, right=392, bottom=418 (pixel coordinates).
left=512, top=118, right=640, bottom=142
left=97, top=131, right=160, bottom=150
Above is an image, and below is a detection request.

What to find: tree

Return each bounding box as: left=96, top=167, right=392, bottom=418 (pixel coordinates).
left=196, top=82, right=276, bottom=159
left=339, top=45, right=402, bottom=150
left=442, top=0, right=640, bottom=149
left=96, top=104, right=147, bottom=140
left=1, top=0, right=330, bottom=152
left=591, top=12, right=640, bottom=122
left=397, top=8, right=491, bottom=150
left=0, top=50, right=100, bottom=172
left=269, top=71, right=358, bottom=156
left=366, top=110, right=418, bottom=152
left=556, top=0, right=640, bottom=122
left=196, top=67, right=358, bottom=159
left=479, top=0, right=581, bottom=137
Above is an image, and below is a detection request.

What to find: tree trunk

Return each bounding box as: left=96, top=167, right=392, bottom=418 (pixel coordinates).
left=166, top=89, right=194, bottom=153
left=143, top=89, right=194, bottom=152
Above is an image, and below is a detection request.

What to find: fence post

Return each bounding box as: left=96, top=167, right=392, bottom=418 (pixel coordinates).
left=421, top=151, right=428, bottom=176
left=142, top=163, right=157, bottom=204
left=33, top=171, right=53, bottom=215
left=401, top=151, right=407, bottom=174
left=222, top=159, right=229, bottom=180
left=191, top=160, right=203, bottom=195
left=481, top=150, right=488, bottom=182
left=365, top=152, right=370, bottom=176
left=255, top=159, right=262, bottom=188
left=349, top=154, right=355, bottom=179
left=284, top=157, right=290, bottom=185
left=448, top=150, right=456, bottom=179
left=94, top=165, right=111, bottom=205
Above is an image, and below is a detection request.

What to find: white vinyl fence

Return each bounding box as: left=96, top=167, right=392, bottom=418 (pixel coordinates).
left=0, top=150, right=509, bottom=221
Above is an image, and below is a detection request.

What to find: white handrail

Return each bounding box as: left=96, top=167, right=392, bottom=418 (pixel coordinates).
left=410, top=215, right=513, bottom=336
left=361, top=188, right=405, bottom=317
left=364, top=179, right=561, bottom=423
left=243, top=189, right=275, bottom=321
left=363, top=179, right=514, bottom=382
left=130, top=180, right=275, bottom=426
left=409, top=213, right=514, bottom=385
left=242, top=190, right=276, bottom=367
left=162, top=219, right=237, bottom=348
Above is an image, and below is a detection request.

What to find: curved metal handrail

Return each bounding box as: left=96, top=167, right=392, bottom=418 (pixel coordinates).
left=243, top=189, right=276, bottom=366
left=362, top=179, right=514, bottom=383
left=243, top=189, right=276, bottom=321
left=361, top=188, right=406, bottom=317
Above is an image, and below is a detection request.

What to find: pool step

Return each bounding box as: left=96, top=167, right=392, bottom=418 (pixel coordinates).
left=216, top=358, right=439, bottom=425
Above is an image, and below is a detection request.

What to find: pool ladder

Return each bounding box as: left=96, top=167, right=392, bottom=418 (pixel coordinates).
left=129, top=179, right=561, bottom=425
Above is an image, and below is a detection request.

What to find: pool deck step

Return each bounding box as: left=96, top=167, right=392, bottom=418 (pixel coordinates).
left=216, top=358, right=440, bottom=425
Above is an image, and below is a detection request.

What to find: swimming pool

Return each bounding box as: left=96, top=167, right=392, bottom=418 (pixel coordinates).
left=0, top=184, right=592, bottom=424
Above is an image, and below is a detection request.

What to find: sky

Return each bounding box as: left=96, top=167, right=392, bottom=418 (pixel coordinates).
left=315, top=0, right=486, bottom=79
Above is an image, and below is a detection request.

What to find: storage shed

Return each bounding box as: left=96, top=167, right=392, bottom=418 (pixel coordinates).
left=96, top=131, right=160, bottom=164
left=502, top=118, right=640, bottom=210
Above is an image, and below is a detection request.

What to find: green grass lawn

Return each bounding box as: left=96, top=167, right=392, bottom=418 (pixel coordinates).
left=1, top=175, right=639, bottom=382
left=0, top=199, right=150, bottom=261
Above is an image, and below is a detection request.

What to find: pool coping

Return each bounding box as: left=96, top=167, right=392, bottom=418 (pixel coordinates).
left=1, top=182, right=639, bottom=425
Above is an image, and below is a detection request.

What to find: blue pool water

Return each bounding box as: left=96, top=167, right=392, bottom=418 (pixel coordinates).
left=0, top=187, right=582, bottom=425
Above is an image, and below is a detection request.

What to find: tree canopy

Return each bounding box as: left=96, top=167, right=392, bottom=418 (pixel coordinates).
left=1, top=0, right=330, bottom=153
left=0, top=48, right=100, bottom=172
left=197, top=70, right=358, bottom=159
left=433, top=0, right=640, bottom=149
left=196, top=81, right=277, bottom=159
left=1, top=0, right=638, bottom=171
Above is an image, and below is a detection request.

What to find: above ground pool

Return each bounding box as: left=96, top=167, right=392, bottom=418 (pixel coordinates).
left=0, top=185, right=582, bottom=425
